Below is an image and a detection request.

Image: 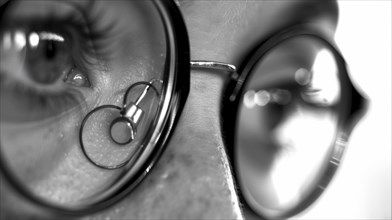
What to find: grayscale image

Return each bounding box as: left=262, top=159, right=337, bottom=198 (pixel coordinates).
left=0, top=0, right=390, bottom=219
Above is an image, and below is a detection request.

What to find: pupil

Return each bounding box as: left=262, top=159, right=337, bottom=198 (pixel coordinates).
left=45, top=41, right=56, bottom=59
left=25, top=37, right=70, bottom=85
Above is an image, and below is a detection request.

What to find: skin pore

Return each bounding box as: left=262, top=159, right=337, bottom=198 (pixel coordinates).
left=0, top=0, right=338, bottom=219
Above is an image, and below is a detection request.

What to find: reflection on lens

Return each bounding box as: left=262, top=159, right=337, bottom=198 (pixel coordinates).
left=81, top=105, right=134, bottom=168
left=300, top=49, right=341, bottom=106
left=0, top=0, right=174, bottom=209
left=235, top=36, right=347, bottom=218
left=80, top=81, right=162, bottom=169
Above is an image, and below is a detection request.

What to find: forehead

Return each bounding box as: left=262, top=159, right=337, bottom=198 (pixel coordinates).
left=178, top=0, right=338, bottom=65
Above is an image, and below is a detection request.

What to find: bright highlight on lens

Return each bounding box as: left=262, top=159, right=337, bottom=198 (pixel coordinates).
left=39, top=32, right=64, bottom=42
left=244, top=90, right=256, bottom=108
left=255, top=90, right=270, bottom=106
left=28, top=32, right=39, bottom=48
left=270, top=108, right=337, bottom=206
left=244, top=89, right=292, bottom=108
left=14, top=31, right=26, bottom=50
left=302, top=49, right=340, bottom=106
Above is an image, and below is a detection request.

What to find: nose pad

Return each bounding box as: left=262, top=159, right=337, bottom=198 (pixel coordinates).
left=110, top=103, right=144, bottom=145
left=79, top=80, right=162, bottom=170
left=110, top=117, right=136, bottom=145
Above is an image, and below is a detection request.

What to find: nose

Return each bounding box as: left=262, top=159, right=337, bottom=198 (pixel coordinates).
left=85, top=67, right=242, bottom=219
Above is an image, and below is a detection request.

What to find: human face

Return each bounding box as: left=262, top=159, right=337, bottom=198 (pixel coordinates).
left=0, top=0, right=350, bottom=219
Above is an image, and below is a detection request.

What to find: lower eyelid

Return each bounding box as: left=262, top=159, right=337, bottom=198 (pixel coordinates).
left=1, top=88, right=82, bottom=123
left=0, top=73, right=91, bottom=122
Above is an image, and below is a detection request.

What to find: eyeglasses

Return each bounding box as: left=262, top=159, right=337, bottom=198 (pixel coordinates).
left=220, top=27, right=367, bottom=219
left=0, top=0, right=367, bottom=218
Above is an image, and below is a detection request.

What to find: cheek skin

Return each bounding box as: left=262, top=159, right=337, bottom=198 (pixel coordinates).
left=0, top=0, right=340, bottom=218
left=86, top=72, right=241, bottom=219
left=0, top=1, right=165, bottom=214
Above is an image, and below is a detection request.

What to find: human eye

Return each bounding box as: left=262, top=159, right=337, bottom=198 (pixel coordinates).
left=0, top=2, right=109, bottom=123
left=1, top=0, right=176, bottom=210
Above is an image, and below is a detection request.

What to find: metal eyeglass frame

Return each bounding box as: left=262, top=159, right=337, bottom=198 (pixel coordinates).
left=0, top=0, right=190, bottom=216
left=0, top=0, right=367, bottom=218
left=194, top=25, right=367, bottom=218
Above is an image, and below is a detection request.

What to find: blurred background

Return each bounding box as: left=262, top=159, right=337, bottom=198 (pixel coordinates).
left=298, top=1, right=391, bottom=219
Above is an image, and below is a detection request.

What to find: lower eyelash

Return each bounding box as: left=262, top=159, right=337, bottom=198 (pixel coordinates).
left=0, top=74, right=85, bottom=122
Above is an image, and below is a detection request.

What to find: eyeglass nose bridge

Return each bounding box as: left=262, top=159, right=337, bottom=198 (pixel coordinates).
left=190, top=60, right=237, bottom=72
left=190, top=60, right=242, bottom=101
left=190, top=60, right=238, bottom=79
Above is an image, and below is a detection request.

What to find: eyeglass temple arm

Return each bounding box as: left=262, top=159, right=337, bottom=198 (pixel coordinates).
left=190, top=60, right=239, bottom=79
left=190, top=60, right=236, bottom=72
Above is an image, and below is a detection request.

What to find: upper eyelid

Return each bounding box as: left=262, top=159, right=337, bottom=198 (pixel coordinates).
left=0, top=0, right=101, bottom=39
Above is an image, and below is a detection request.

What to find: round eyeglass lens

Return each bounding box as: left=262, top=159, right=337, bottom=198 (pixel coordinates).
left=0, top=0, right=187, bottom=211
left=235, top=36, right=350, bottom=218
